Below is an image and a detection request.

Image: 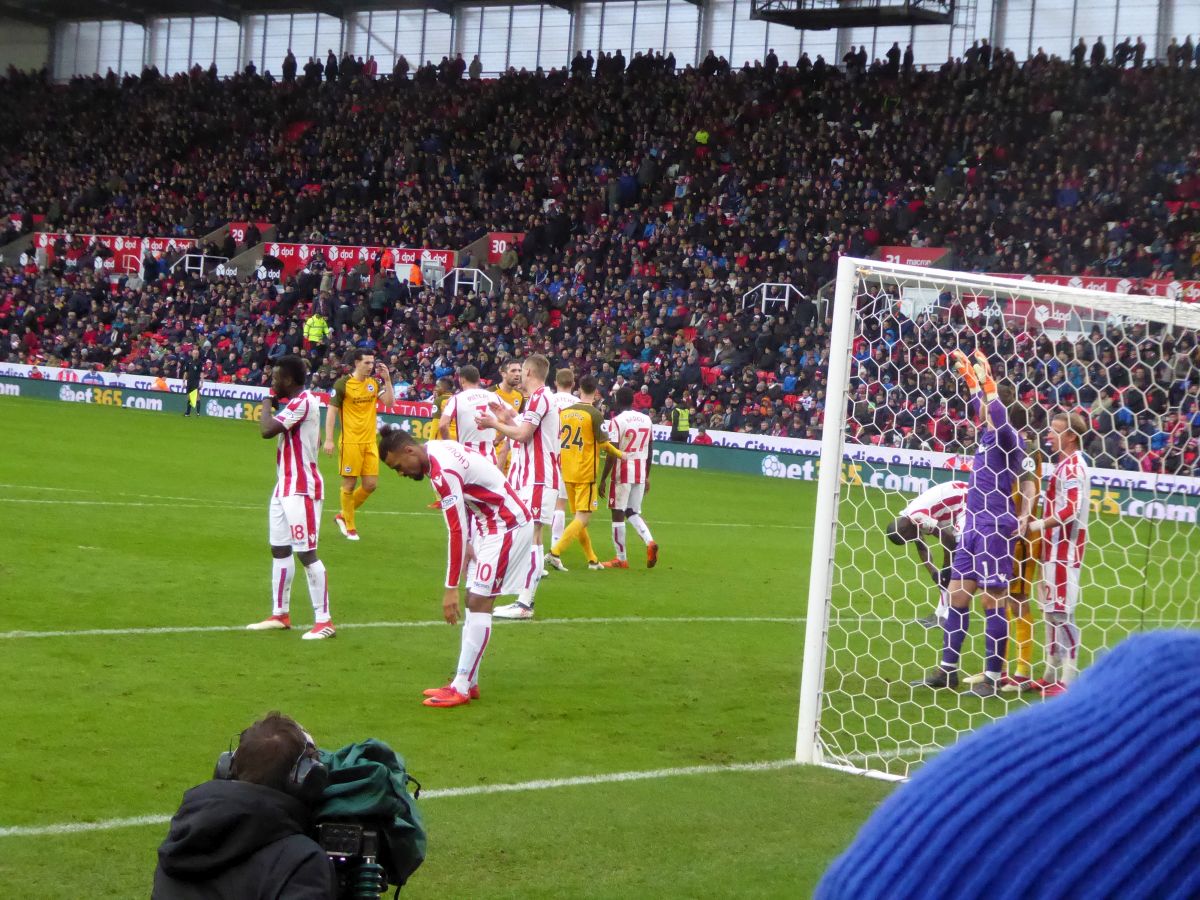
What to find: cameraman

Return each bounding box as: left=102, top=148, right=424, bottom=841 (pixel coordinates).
left=153, top=712, right=336, bottom=899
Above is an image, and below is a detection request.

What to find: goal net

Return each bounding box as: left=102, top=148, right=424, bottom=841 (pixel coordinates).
left=797, top=256, right=1200, bottom=780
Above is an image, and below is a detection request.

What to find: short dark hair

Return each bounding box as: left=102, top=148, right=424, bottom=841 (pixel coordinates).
left=503, top=360, right=522, bottom=372
left=458, top=365, right=480, bottom=384
left=276, top=355, right=307, bottom=388
left=379, top=423, right=417, bottom=456
left=886, top=517, right=917, bottom=545
left=436, top=377, right=454, bottom=392
left=232, top=712, right=308, bottom=792
left=578, top=374, right=598, bottom=395
left=350, top=348, right=375, bottom=364
left=615, top=386, right=634, bottom=409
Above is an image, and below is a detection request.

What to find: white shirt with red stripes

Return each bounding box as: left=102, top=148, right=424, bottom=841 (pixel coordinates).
left=609, top=409, right=654, bottom=484
left=551, top=390, right=578, bottom=414
left=1043, top=450, right=1089, bottom=567
left=273, top=390, right=323, bottom=499
left=442, top=387, right=500, bottom=462
left=508, top=385, right=561, bottom=489
left=899, top=480, right=969, bottom=535
left=426, top=441, right=532, bottom=588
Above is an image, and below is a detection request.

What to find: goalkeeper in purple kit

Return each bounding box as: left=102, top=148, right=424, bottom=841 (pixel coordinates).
left=911, top=350, right=1022, bottom=698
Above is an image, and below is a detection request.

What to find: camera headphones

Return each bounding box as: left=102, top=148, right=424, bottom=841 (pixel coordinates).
left=214, top=729, right=330, bottom=803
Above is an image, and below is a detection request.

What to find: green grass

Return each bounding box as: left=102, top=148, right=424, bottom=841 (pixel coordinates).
left=2, top=396, right=1193, bottom=896
left=0, top=397, right=893, bottom=898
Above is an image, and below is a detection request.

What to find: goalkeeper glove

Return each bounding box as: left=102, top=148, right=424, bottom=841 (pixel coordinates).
left=937, top=567, right=952, bottom=589
left=972, top=350, right=997, bottom=399
left=950, top=349, right=979, bottom=392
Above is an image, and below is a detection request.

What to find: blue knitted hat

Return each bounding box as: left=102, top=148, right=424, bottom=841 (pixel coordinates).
left=818, top=631, right=1200, bottom=900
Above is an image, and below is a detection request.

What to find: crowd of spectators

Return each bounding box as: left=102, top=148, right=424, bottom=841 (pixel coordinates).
left=4, top=40, right=1200, bottom=473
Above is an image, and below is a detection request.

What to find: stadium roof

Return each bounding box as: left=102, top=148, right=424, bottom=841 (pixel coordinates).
left=0, top=0, right=483, bottom=27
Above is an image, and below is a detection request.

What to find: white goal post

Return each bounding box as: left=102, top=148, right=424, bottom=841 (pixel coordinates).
left=797, top=255, right=1200, bottom=780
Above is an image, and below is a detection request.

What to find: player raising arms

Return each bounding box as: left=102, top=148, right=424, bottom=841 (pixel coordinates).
left=1026, top=412, right=1090, bottom=696
left=598, top=386, right=659, bottom=569
left=548, top=368, right=580, bottom=550
left=886, top=480, right=968, bottom=627
left=961, top=411, right=1044, bottom=692
left=911, top=350, right=1021, bottom=697
left=438, top=365, right=500, bottom=462
left=547, top=375, right=624, bottom=572
left=380, top=427, right=539, bottom=708
left=323, top=349, right=394, bottom=541
left=476, top=354, right=561, bottom=619
left=491, top=360, right=525, bottom=473
left=248, top=355, right=335, bottom=639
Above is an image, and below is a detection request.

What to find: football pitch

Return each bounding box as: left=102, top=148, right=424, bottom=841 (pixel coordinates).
left=1, top=396, right=1192, bottom=897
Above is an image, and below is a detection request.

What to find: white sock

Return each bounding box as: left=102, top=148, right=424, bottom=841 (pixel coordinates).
left=451, top=610, right=491, bottom=694
left=551, top=509, right=566, bottom=547
left=628, top=514, right=654, bottom=544
left=516, top=545, right=543, bottom=608
left=1059, top=618, right=1081, bottom=684
left=935, top=588, right=950, bottom=621
left=1044, top=620, right=1062, bottom=682
left=613, top=523, right=627, bottom=561
left=271, top=557, right=295, bottom=615
left=303, top=560, right=330, bottom=623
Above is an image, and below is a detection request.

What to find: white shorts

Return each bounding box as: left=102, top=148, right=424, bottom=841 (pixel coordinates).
left=269, top=494, right=321, bottom=551
left=609, top=481, right=646, bottom=513
left=466, top=523, right=538, bottom=597
left=515, top=482, right=555, bottom=525
left=1039, top=561, right=1080, bottom=615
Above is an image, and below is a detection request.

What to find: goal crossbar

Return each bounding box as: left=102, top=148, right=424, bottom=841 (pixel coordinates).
left=855, top=258, right=1200, bottom=330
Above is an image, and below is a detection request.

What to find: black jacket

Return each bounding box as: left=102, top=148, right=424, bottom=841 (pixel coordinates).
left=153, top=779, right=335, bottom=900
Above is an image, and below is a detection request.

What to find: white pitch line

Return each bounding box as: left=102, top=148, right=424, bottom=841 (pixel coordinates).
left=0, top=759, right=805, bottom=839
left=0, top=615, right=807, bottom=641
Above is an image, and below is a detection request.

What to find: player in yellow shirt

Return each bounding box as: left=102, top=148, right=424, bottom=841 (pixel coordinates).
left=432, top=377, right=456, bottom=439
left=1006, top=427, right=1044, bottom=690
left=546, top=375, right=623, bottom=571
left=490, top=359, right=524, bottom=472
left=323, top=349, right=394, bottom=540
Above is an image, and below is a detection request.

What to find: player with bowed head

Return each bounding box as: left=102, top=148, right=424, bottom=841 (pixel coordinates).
left=886, top=480, right=968, bottom=627
left=1025, top=411, right=1090, bottom=695
left=911, top=350, right=1020, bottom=696
left=475, top=354, right=561, bottom=619
left=380, top=426, right=539, bottom=707
left=248, top=355, right=336, bottom=639
left=323, top=349, right=394, bottom=541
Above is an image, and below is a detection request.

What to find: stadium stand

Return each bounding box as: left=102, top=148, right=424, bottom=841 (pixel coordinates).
left=3, top=46, right=1200, bottom=472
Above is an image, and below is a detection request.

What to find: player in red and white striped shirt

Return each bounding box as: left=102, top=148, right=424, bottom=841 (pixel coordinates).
left=1028, top=412, right=1090, bottom=695
left=381, top=428, right=537, bottom=707
left=887, top=480, right=969, bottom=628
left=476, top=354, right=561, bottom=619
left=438, top=365, right=500, bottom=463
left=598, top=387, right=659, bottom=569
left=248, top=355, right=335, bottom=640
left=548, top=368, right=580, bottom=550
